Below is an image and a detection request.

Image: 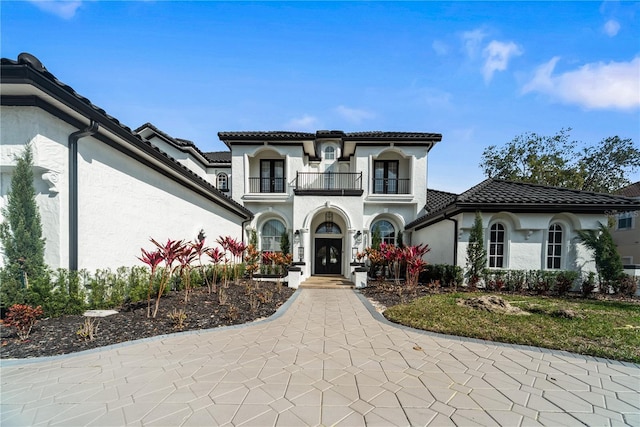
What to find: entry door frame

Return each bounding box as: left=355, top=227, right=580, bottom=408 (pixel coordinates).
left=314, top=238, right=343, bottom=275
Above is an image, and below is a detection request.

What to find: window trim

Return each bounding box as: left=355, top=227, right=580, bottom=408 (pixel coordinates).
left=372, top=219, right=396, bottom=246
left=216, top=172, right=229, bottom=192
left=487, top=222, right=506, bottom=269
left=617, top=215, right=633, bottom=230
left=546, top=223, right=563, bottom=270
left=373, top=160, right=400, bottom=194
left=261, top=219, right=285, bottom=253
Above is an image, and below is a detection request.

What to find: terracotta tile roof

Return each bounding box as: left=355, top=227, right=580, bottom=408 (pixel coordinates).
left=406, top=179, right=640, bottom=230
left=616, top=182, right=640, bottom=198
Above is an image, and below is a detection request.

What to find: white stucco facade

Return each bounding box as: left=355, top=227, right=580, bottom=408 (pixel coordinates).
left=3, top=55, right=638, bottom=281
left=0, top=62, right=252, bottom=273
left=222, top=132, right=437, bottom=280
left=412, top=210, right=603, bottom=277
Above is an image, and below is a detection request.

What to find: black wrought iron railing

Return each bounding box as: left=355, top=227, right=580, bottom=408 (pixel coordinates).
left=372, top=178, right=411, bottom=194
left=248, top=177, right=286, bottom=193
left=295, top=172, right=362, bottom=192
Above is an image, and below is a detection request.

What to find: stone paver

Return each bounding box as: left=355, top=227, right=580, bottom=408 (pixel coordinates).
left=1, top=288, right=639, bottom=426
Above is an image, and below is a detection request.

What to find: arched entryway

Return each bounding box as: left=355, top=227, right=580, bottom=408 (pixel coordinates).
left=313, top=213, right=344, bottom=275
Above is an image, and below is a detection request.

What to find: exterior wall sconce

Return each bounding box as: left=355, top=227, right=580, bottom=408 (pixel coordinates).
left=353, top=230, right=362, bottom=244
left=298, top=246, right=304, bottom=262
left=294, top=229, right=300, bottom=243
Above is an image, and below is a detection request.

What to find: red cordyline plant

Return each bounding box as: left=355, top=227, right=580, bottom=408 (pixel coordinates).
left=137, top=247, right=163, bottom=317
left=5, top=304, right=43, bottom=341
left=178, top=243, right=197, bottom=303
left=206, top=246, right=223, bottom=292
left=404, top=244, right=430, bottom=293
left=191, top=237, right=211, bottom=293
left=217, top=236, right=247, bottom=284
left=149, top=238, right=185, bottom=318
left=379, top=243, right=404, bottom=285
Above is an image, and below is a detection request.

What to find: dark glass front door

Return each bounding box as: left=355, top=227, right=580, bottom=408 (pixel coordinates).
left=315, top=238, right=342, bottom=275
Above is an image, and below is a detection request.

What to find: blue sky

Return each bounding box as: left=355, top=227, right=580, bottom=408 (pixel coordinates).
left=2, top=1, right=639, bottom=193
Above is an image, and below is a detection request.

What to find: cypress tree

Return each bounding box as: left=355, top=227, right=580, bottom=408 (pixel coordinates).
left=0, top=145, right=47, bottom=288
left=466, top=211, right=487, bottom=287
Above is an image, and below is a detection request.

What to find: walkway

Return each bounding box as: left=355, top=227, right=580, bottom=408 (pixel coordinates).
left=1, top=289, right=639, bottom=426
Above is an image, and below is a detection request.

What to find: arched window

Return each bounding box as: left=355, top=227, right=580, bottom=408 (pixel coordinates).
left=316, top=222, right=341, bottom=234
left=217, top=173, right=229, bottom=191
left=325, top=146, right=335, bottom=160
left=547, top=224, right=563, bottom=269
left=372, top=220, right=395, bottom=245
left=261, top=219, right=285, bottom=252
left=488, top=223, right=505, bottom=268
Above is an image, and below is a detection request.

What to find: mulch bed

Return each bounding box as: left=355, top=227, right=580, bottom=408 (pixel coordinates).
left=0, top=280, right=294, bottom=359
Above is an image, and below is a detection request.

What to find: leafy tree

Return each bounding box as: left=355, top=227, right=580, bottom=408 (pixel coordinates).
left=466, top=211, right=487, bottom=287
left=481, top=129, right=640, bottom=193
left=0, top=145, right=47, bottom=290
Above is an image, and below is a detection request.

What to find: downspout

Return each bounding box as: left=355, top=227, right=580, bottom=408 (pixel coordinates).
left=68, top=121, right=99, bottom=271
left=445, top=216, right=458, bottom=266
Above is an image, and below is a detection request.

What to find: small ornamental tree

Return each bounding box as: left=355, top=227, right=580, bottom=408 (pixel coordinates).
left=577, top=223, right=624, bottom=292
left=280, top=230, right=290, bottom=256
left=0, top=145, right=47, bottom=293
left=466, top=212, right=487, bottom=288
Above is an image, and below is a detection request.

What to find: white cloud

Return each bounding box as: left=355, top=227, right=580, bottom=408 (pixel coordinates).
left=334, top=106, right=375, bottom=124
left=284, top=114, right=319, bottom=131
left=603, top=19, right=621, bottom=37
left=28, top=0, right=83, bottom=19
left=482, top=40, right=523, bottom=83
left=432, top=40, right=448, bottom=56
left=523, top=56, right=640, bottom=110
left=461, top=28, right=487, bottom=58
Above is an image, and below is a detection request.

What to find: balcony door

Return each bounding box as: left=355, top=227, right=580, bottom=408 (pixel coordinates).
left=374, top=160, right=398, bottom=194
left=260, top=159, right=284, bottom=193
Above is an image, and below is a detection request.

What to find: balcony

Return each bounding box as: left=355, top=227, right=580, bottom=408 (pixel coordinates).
left=294, top=172, right=363, bottom=196
left=248, top=177, right=287, bottom=193
left=372, top=178, right=411, bottom=194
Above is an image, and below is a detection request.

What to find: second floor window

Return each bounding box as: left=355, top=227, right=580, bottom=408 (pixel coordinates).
left=325, top=146, right=335, bottom=160
left=373, top=160, right=399, bottom=194
left=217, top=173, right=229, bottom=191
left=618, top=215, right=633, bottom=230
left=260, top=159, right=284, bottom=193
left=488, top=223, right=505, bottom=268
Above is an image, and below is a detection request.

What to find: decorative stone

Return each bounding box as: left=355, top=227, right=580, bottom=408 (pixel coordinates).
left=83, top=309, right=118, bottom=318
left=457, top=295, right=530, bottom=316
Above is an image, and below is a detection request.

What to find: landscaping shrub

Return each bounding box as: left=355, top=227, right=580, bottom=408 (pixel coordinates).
left=581, top=272, right=596, bottom=297
left=5, top=303, right=43, bottom=340
left=555, top=271, right=579, bottom=296
left=616, top=274, right=638, bottom=297
left=419, top=264, right=463, bottom=287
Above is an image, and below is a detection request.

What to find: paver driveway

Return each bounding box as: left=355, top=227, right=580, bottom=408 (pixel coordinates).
left=1, top=289, right=639, bottom=426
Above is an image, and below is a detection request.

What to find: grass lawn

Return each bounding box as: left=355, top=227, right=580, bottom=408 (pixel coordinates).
left=384, top=292, right=640, bottom=363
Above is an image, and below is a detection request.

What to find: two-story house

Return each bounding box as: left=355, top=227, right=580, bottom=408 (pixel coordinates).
left=217, top=131, right=441, bottom=279
left=3, top=53, right=640, bottom=286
